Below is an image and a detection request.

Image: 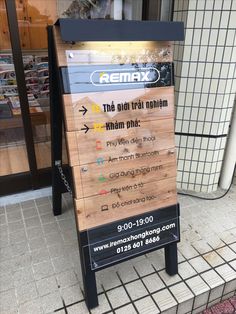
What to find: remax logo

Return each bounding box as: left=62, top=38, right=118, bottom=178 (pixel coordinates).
left=90, top=67, right=160, bottom=86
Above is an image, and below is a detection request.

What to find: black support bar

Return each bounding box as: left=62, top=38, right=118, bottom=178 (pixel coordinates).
left=48, top=25, right=63, bottom=216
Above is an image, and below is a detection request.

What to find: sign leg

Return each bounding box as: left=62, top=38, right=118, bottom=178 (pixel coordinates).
left=165, top=242, right=178, bottom=275
left=81, top=246, right=99, bottom=309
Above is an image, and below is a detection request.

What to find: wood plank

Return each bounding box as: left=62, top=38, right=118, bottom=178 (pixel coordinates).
left=62, top=87, right=174, bottom=132
left=73, top=151, right=176, bottom=199
left=66, top=121, right=175, bottom=167
left=53, top=26, right=173, bottom=67
left=75, top=177, right=177, bottom=231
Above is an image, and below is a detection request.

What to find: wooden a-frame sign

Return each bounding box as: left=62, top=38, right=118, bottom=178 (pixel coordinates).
left=48, top=19, right=184, bottom=309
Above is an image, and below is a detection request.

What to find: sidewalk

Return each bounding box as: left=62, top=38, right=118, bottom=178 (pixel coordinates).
left=0, top=183, right=236, bottom=313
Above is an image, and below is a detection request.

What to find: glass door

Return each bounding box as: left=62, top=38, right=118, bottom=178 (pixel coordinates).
left=0, top=0, right=30, bottom=176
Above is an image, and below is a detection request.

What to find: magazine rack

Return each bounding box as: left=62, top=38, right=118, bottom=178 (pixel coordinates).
left=48, top=19, right=184, bottom=310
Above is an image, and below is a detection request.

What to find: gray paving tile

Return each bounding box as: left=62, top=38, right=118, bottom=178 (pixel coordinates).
left=186, top=275, right=210, bottom=309
left=35, top=197, right=51, bottom=206
left=21, top=200, right=36, bottom=209
left=216, top=246, right=236, bottom=262
left=91, top=293, right=111, bottom=314
left=201, top=269, right=225, bottom=289
left=45, top=231, right=63, bottom=246
left=142, top=273, right=165, bottom=293
left=0, top=238, right=9, bottom=249
left=115, top=303, right=137, bottom=314
left=153, top=288, right=177, bottom=312
left=5, top=203, right=20, bottom=212
left=188, top=256, right=211, bottom=273
left=229, top=242, right=236, bottom=253
left=33, top=261, right=55, bottom=280
left=223, top=278, right=236, bottom=295
left=125, top=280, right=148, bottom=300
left=48, top=244, right=66, bottom=259
left=60, top=284, right=84, bottom=305
left=158, top=270, right=181, bottom=286
left=192, top=239, right=212, bottom=254
left=61, top=230, right=77, bottom=245
left=97, top=268, right=121, bottom=290
left=9, top=229, right=27, bottom=244
left=107, top=286, right=130, bottom=308
left=203, top=251, right=225, bottom=267
left=206, top=235, right=226, bottom=249
left=16, top=281, right=38, bottom=304
left=8, top=221, right=25, bottom=233
left=67, top=301, right=89, bottom=314
left=52, top=256, right=73, bottom=274
left=209, top=284, right=225, bottom=303
left=24, top=216, right=41, bottom=228
left=0, top=288, right=18, bottom=312
left=0, top=206, right=5, bottom=215
left=177, top=299, right=194, bottom=314
left=29, top=236, right=47, bottom=251
left=40, top=291, right=63, bottom=313
left=31, top=247, right=50, bottom=264
left=170, top=282, right=194, bottom=303
left=116, top=261, right=138, bottom=283
left=146, top=249, right=165, bottom=270
left=56, top=269, right=78, bottom=288
left=133, top=257, right=155, bottom=277
left=0, top=272, right=14, bottom=292
left=26, top=226, right=44, bottom=240
left=36, top=276, right=58, bottom=296
left=219, top=230, right=236, bottom=244
left=192, top=304, right=207, bottom=314
left=229, top=259, right=236, bottom=271
left=207, top=297, right=222, bottom=308
left=13, top=266, right=35, bottom=287
left=22, top=207, right=38, bottom=219
left=7, top=210, right=23, bottom=223
left=178, top=261, right=197, bottom=279
left=161, top=306, right=177, bottom=314
left=178, top=244, right=199, bottom=259
left=18, top=298, right=43, bottom=314
left=0, top=214, right=6, bottom=225
left=215, top=264, right=236, bottom=282
left=135, top=296, right=160, bottom=314
left=0, top=259, right=14, bottom=274
left=58, top=219, right=74, bottom=232
left=37, top=204, right=52, bottom=215
left=12, top=253, right=31, bottom=270
left=0, top=245, right=12, bottom=261
left=42, top=222, right=60, bottom=234
left=11, top=241, right=29, bottom=257
left=40, top=213, right=56, bottom=225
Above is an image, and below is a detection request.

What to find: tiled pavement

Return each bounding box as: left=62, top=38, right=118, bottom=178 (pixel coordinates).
left=0, top=184, right=236, bottom=314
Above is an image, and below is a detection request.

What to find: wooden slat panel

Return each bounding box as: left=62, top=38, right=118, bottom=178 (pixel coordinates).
left=53, top=26, right=173, bottom=67
left=75, top=177, right=177, bottom=231
left=66, top=121, right=175, bottom=167
left=63, top=87, right=174, bottom=132
left=73, top=151, right=176, bottom=199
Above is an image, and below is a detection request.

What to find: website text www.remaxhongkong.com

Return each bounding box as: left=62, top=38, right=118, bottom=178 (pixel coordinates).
left=93, top=222, right=176, bottom=254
